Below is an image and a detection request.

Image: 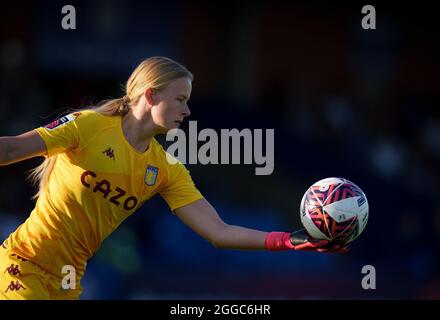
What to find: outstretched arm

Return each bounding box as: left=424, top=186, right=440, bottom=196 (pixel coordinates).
left=0, top=130, right=47, bottom=166
left=174, top=198, right=348, bottom=252
left=174, top=198, right=267, bottom=249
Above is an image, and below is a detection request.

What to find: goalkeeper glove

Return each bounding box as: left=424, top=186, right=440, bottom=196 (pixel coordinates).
left=265, top=229, right=349, bottom=253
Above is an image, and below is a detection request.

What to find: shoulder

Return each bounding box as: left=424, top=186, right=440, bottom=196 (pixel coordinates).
left=70, top=109, right=118, bottom=129
left=152, top=139, right=180, bottom=164
left=73, top=109, right=108, bottom=122
left=151, top=138, right=188, bottom=175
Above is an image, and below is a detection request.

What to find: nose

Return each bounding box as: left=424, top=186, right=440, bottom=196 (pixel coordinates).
left=182, top=104, right=191, bottom=117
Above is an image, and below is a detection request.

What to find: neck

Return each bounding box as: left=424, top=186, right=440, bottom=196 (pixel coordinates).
left=121, top=108, right=157, bottom=153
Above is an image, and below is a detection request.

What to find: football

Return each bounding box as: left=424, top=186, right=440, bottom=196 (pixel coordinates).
left=300, top=177, right=369, bottom=244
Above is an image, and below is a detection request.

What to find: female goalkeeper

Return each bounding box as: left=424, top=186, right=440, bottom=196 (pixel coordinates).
left=0, top=57, right=345, bottom=300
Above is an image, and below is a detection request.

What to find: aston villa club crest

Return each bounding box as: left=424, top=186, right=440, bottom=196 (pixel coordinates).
left=145, top=165, right=159, bottom=186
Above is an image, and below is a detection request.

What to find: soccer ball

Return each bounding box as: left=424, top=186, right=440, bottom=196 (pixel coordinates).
left=300, top=177, right=369, bottom=244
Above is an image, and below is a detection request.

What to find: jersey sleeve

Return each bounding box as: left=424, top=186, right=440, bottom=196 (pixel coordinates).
left=35, top=111, right=93, bottom=157
left=160, top=161, right=204, bottom=213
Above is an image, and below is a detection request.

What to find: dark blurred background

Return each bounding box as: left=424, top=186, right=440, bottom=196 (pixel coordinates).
left=1, top=1, right=439, bottom=299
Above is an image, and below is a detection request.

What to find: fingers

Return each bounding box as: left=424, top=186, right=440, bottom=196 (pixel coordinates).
left=298, top=240, right=328, bottom=250
left=292, top=238, right=350, bottom=253
left=308, top=239, right=330, bottom=247
left=317, top=244, right=350, bottom=253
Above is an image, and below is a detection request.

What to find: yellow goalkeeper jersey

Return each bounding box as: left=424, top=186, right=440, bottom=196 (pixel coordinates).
left=3, top=109, right=203, bottom=287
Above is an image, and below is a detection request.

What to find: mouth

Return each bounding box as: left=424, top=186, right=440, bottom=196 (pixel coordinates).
left=175, top=120, right=183, bottom=125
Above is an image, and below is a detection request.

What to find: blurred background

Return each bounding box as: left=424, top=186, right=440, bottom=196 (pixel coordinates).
left=0, top=0, right=439, bottom=299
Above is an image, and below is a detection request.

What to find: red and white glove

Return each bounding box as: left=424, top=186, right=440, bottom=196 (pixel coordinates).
left=265, top=229, right=349, bottom=253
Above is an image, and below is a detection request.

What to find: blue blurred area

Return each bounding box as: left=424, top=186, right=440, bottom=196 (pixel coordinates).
left=1, top=1, right=439, bottom=299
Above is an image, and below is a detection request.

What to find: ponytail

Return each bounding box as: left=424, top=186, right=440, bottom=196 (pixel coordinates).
left=92, top=95, right=131, bottom=116
left=28, top=156, right=57, bottom=200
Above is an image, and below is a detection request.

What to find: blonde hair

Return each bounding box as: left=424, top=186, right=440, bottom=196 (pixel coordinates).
left=29, top=56, right=193, bottom=199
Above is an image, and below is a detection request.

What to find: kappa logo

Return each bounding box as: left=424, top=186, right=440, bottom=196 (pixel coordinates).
left=4, top=264, right=21, bottom=276
left=102, top=147, right=115, bottom=160
left=5, top=280, right=26, bottom=293
left=145, top=165, right=159, bottom=186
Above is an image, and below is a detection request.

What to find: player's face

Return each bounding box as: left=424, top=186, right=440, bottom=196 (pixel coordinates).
left=151, top=77, right=192, bottom=132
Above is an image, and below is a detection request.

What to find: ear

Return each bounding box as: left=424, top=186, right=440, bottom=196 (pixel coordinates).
left=144, top=88, right=155, bottom=106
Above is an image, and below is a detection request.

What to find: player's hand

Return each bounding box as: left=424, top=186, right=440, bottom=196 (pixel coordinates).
left=290, top=229, right=349, bottom=253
